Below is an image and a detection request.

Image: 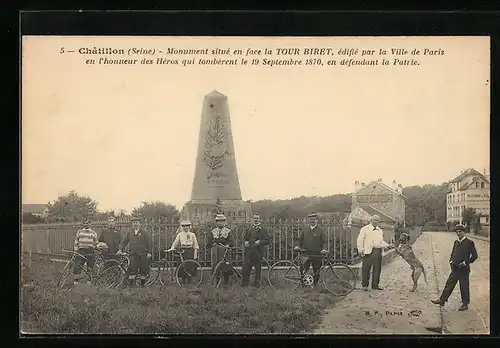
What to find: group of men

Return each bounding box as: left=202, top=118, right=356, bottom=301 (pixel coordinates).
left=73, top=216, right=152, bottom=287
left=73, top=211, right=479, bottom=309
left=72, top=213, right=272, bottom=288
left=357, top=214, right=479, bottom=311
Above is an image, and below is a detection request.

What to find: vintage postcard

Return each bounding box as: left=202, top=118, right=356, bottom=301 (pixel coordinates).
left=21, top=36, right=490, bottom=335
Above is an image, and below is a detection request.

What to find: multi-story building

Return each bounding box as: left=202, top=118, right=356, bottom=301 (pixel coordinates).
left=348, top=178, right=407, bottom=226
left=446, top=168, right=490, bottom=225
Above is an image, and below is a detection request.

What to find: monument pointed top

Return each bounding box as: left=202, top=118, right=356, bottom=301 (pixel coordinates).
left=206, top=90, right=227, bottom=98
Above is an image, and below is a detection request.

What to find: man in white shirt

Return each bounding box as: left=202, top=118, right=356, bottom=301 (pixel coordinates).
left=356, top=215, right=392, bottom=291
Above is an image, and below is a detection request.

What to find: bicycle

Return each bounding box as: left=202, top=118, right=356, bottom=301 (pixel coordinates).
left=94, top=253, right=158, bottom=288
left=268, top=248, right=357, bottom=296
left=57, top=248, right=116, bottom=288
left=210, top=242, right=272, bottom=288
left=145, top=248, right=203, bottom=288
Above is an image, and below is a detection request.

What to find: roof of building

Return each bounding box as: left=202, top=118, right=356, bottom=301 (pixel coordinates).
left=450, top=168, right=486, bottom=183
left=358, top=204, right=396, bottom=222
left=459, top=175, right=489, bottom=190
left=22, top=204, right=48, bottom=214
left=352, top=180, right=407, bottom=200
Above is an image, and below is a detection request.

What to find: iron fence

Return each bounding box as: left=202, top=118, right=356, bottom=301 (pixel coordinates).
left=21, top=217, right=414, bottom=267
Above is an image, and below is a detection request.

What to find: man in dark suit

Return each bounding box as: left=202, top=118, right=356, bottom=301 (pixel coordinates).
left=294, top=212, right=329, bottom=287
left=241, top=213, right=269, bottom=288
left=431, top=224, right=478, bottom=311
left=117, top=216, right=152, bottom=287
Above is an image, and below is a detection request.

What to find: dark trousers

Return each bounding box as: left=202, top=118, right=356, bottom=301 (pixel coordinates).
left=73, top=248, right=95, bottom=277
left=178, top=248, right=197, bottom=284
left=302, top=256, right=322, bottom=285
left=440, top=265, right=470, bottom=304
left=361, top=248, right=382, bottom=288
left=129, top=252, right=149, bottom=281
left=242, top=249, right=262, bottom=287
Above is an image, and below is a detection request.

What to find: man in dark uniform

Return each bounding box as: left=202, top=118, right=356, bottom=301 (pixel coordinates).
left=117, top=216, right=152, bottom=287
left=431, top=224, right=478, bottom=311
left=241, top=213, right=269, bottom=288
left=294, top=212, right=329, bottom=287
left=99, top=216, right=122, bottom=266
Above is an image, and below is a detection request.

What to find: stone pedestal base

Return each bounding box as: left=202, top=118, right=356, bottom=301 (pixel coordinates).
left=182, top=199, right=252, bottom=223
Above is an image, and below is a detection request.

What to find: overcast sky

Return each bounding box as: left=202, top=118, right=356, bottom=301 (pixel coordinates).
left=22, top=36, right=490, bottom=213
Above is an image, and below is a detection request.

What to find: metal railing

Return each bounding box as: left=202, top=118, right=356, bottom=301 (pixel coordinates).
left=21, top=217, right=412, bottom=266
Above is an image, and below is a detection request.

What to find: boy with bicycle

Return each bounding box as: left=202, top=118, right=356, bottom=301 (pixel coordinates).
left=294, top=212, right=329, bottom=287
left=207, top=214, right=234, bottom=286
left=117, top=216, right=152, bottom=287
left=73, top=220, right=99, bottom=285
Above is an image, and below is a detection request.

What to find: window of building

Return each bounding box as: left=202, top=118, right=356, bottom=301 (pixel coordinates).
left=481, top=182, right=485, bottom=188
left=475, top=182, right=478, bottom=188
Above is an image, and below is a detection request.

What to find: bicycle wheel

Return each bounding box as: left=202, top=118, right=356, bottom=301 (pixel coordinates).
left=322, top=263, right=357, bottom=296
left=210, top=261, right=231, bottom=288
left=175, top=259, right=203, bottom=288
left=268, top=261, right=302, bottom=290
left=145, top=262, right=160, bottom=287
left=91, top=259, right=119, bottom=285
left=249, top=257, right=271, bottom=287
left=95, top=265, right=124, bottom=288
left=57, top=261, right=73, bottom=288
left=159, top=260, right=176, bottom=287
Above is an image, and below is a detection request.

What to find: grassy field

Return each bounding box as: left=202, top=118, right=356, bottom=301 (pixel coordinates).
left=20, top=254, right=341, bottom=334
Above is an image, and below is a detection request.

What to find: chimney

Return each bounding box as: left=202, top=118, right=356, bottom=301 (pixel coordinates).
left=392, top=180, right=398, bottom=191
left=361, top=182, right=365, bottom=187
left=398, top=183, right=403, bottom=193
left=354, top=181, right=360, bottom=193
left=377, top=178, right=382, bottom=182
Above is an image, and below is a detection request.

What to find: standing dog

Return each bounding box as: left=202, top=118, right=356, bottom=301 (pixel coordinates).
left=395, top=232, right=427, bottom=291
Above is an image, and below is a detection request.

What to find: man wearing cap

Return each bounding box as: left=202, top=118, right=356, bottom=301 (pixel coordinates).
left=294, top=213, right=329, bottom=287
left=169, top=220, right=200, bottom=285
left=73, top=220, right=99, bottom=285
left=357, top=215, right=393, bottom=291
left=98, top=216, right=122, bottom=264
left=207, top=214, right=234, bottom=286
left=242, top=213, right=269, bottom=288
left=431, top=224, right=478, bottom=311
left=117, top=216, right=152, bottom=287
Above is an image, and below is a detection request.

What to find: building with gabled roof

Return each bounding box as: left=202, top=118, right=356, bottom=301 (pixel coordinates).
left=446, top=168, right=490, bottom=226
left=22, top=204, right=49, bottom=218
left=346, top=178, right=407, bottom=227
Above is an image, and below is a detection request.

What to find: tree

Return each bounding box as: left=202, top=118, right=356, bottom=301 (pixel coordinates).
left=461, top=207, right=477, bottom=233
left=132, top=201, right=180, bottom=222
left=47, top=190, right=99, bottom=222
left=402, top=183, right=448, bottom=227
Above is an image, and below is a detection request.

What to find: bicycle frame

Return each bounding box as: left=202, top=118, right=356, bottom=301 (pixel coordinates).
left=284, top=251, right=330, bottom=285
left=64, top=249, right=106, bottom=279
left=213, top=244, right=243, bottom=279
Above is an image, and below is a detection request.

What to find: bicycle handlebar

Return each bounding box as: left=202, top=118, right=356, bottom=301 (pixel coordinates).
left=165, top=249, right=185, bottom=255
left=294, top=248, right=330, bottom=257
left=214, top=242, right=240, bottom=250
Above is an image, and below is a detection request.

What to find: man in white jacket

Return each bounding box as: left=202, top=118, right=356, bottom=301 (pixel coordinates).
left=357, top=215, right=393, bottom=291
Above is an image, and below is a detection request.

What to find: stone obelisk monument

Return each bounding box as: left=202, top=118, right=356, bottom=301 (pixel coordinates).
left=182, top=90, right=252, bottom=223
